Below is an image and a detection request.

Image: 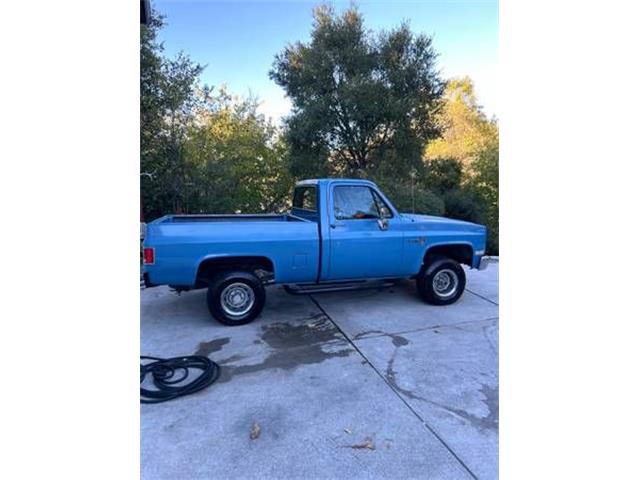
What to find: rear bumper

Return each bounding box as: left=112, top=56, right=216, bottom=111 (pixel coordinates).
left=478, top=256, right=491, bottom=270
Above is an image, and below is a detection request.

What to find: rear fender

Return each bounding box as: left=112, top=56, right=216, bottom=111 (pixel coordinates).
left=194, top=254, right=276, bottom=286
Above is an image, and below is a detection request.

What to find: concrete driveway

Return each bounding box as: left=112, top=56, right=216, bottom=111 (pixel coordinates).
left=141, top=263, right=498, bottom=479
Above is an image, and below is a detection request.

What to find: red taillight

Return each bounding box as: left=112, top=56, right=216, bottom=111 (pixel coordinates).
left=143, top=247, right=155, bottom=265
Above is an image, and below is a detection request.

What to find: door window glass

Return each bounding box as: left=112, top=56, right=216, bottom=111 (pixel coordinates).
left=333, top=186, right=379, bottom=220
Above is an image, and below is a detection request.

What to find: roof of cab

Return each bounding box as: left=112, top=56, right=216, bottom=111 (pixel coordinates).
left=295, top=178, right=376, bottom=187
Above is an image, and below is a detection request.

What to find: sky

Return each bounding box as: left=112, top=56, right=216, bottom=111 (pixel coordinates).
left=154, top=0, right=498, bottom=122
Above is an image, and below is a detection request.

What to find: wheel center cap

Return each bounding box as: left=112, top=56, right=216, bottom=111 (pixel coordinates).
left=220, top=282, right=256, bottom=317
left=436, top=276, right=449, bottom=290
left=231, top=292, right=244, bottom=305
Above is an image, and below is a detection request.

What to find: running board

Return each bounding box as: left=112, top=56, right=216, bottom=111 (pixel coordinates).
left=284, top=280, right=395, bottom=295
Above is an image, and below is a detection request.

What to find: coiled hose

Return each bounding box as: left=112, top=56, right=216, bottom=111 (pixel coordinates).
left=140, top=355, right=221, bottom=404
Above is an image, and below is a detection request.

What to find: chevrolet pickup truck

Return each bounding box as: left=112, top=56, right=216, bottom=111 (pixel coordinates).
left=143, top=179, right=489, bottom=325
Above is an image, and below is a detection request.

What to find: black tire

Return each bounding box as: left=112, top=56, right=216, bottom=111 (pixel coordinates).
left=416, top=256, right=466, bottom=305
left=206, top=270, right=265, bottom=326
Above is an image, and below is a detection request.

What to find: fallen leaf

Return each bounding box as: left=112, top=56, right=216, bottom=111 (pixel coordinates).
left=343, top=436, right=375, bottom=450
left=250, top=422, right=261, bottom=440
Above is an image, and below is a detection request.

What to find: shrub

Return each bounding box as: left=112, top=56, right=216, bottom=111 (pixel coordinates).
left=380, top=182, right=445, bottom=216
left=423, top=158, right=463, bottom=193
left=468, top=142, right=499, bottom=255
left=486, top=224, right=498, bottom=256
left=442, top=188, right=498, bottom=254
left=443, top=188, right=483, bottom=224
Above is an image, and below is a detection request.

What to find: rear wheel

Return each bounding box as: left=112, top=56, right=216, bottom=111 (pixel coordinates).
left=416, top=256, right=466, bottom=305
left=207, top=270, right=265, bottom=326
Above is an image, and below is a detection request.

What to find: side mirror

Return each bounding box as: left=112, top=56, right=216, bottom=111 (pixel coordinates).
left=377, top=218, right=389, bottom=231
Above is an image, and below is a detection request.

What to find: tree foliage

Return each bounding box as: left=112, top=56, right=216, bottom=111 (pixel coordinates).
left=425, top=77, right=498, bottom=171
left=418, top=76, right=499, bottom=253
left=140, top=13, right=291, bottom=219
left=183, top=89, right=292, bottom=214
left=270, top=4, right=443, bottom=177
left=140, top=13, right=203, bottom=218
left=469, top=141, right=499, bottom=253
left=140, top=6, right=499, bottom=254
left=374, top=176, right=445, bottom=216
left=423, top=158, right=463, bottom=193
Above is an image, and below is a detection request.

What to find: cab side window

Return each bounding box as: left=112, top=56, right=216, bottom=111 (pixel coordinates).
left=333, top=186, right=379, bottom=220
left=292, top=186, right=317, bottom=212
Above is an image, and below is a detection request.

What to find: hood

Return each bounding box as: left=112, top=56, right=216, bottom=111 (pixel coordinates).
left=400, top=213, right=486, bottom=232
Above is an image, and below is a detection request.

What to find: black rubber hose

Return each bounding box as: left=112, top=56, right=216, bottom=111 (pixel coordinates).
left=140, top=355, right=220, bottom=404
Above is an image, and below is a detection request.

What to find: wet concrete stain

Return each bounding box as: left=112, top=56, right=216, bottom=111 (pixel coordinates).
left=387, top=359, right=498, bottom=432
left=382, top=337, right=427, bottom=402
left=216, top=353, right=246, bottom=365
left=481, top=384, right=499, bottom=429
left=483, top=324, right=498, bottom=357
left=355, top=329, right=499, bottom=432
left=194, top=337, right=230, bottom=356
left=354, top=330, right=423, bottom=401
left=353, top=330, right=409, bottom=347
left=385, top=355, right=425, bottom=402
left=201, top=314, right=353, bottom=384
left=260, top=313, right=338, bottom=349
left=437, top=384, right=499, bottom=432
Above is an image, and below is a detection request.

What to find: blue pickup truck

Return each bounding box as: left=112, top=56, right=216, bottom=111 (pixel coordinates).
left=143, top=179, right=489, bottom=325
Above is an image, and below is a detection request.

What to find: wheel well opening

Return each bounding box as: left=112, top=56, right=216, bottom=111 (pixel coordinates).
left=196, top=256, right=274, bottom=287
left=424, top=244, right=473, bottom=267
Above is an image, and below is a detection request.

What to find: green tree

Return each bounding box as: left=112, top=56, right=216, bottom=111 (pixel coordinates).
left=425, top=76, right=498, bottom=171
left=140, top=12, right=203, bottom=219
left=374, top=177, right=445, bottom=216
left=141, top=12, right=293, bottom=220
left=183, top=88, right=292, bottom=214
left=270, top=4, right=443, bottom=178
left=469, top=141, right=499, bottom=253
left=423, top=76, right=499, bottom=253
left=423, top=158, right=463, bottom=193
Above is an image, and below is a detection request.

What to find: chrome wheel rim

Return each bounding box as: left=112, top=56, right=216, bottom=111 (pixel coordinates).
left=432, top=269, right=459, bottom=299
left=220, top=282, right=255, bottom=317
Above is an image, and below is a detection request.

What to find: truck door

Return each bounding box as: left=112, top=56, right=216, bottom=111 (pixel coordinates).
left=325, top=184, right=404, bottom=280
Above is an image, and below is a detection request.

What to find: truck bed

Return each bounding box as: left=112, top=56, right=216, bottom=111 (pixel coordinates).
left=144, top=213, right=321, bottom=287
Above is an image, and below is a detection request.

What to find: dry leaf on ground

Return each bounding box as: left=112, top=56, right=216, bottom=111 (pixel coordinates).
left=343, top=436, right=375, bottom=450
left=250, top=422, right=261, bottom=440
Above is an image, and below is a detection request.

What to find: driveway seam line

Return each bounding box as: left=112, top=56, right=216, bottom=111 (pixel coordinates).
left=465, top=288, right=499, bottom=306
left=309, top=295, right=479, bottom=480
left=351, top=316, right=499, bottom=342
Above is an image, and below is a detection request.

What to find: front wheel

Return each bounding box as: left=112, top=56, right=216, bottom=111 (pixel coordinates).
left=207, top=271, right=265, bottom=326
left=416, top=257, right=466, bottom=305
